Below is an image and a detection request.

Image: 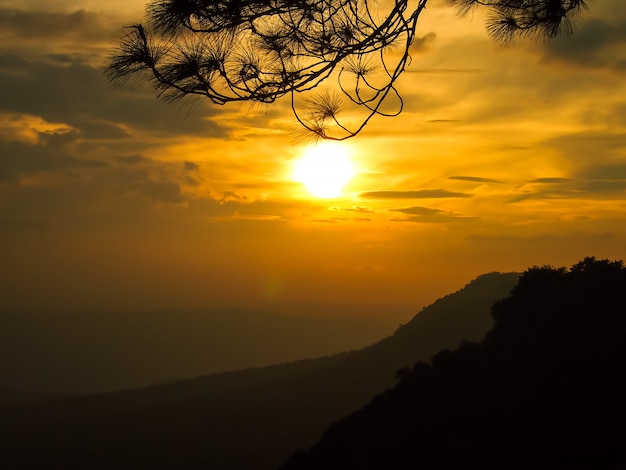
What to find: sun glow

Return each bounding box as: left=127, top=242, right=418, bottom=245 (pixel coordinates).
left=293, top=142, right=355, bottom=198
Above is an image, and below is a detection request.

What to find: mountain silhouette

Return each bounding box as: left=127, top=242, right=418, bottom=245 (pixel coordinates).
left=280, top=257, right=626, bottom=469
left=0, top=271, right=519, bottom=469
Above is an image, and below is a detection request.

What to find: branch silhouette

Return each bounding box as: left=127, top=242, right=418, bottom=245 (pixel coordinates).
left=107, top=0, right=588, bottom=140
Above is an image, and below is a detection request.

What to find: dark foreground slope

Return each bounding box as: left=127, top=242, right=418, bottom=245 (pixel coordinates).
left=0, top=272, right=518, bottom=470
left=281, top=258, right=626, bottom=470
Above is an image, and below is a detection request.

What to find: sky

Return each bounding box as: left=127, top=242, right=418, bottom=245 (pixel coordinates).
left=1, top=0, right=625, bottom=313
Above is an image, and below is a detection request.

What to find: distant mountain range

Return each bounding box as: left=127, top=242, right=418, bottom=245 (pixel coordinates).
left=0, top=271, right=519, bottom=469
left=0, top=305, right=412, bottom=401
left=280, top=257, right=626, bottom=469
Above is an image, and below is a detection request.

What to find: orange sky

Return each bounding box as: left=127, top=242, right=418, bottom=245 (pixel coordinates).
left=1, top=0, right=625, bottom=313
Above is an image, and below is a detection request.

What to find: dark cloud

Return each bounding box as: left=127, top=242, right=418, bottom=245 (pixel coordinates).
left=329, top=206, right=374, bottom=213
left=349, top=206, right=374, bottom=213
left=529, top=147, right=626, bottom=199
left=115, top=154, right=152, bottom=166
left=549, top=136, right=626, bottom=178
left=466, top=232, right=615, bottom=244
left=0, top=177, right=183, bottom=233
left=0, top=140, right=109, bottom=182
left=184, top=161, right=200, bottom=171
left=0, top=53, right=228, bottom=140
left=0, top=9, right=114, bottom=42
left=311, top=216, right=372, bottom=223
left=529, top=177, right=572, bottom=184
left=509, top=179, right=579, bottom=202
left=581, top=163, right=626, bottom=181
left=390, top=206, right=477, bottom=223
left=394, top=207, right=443, bottom=217
left=449, top=176, right=504, bottom=183
left=360, top=189, right=471, bottom=199
left=186, top=197, right=294, bottom=220
left=543, top=18, right=626, bottom=69
left=550, top=132, right=626, bottom=152
left=410, top=32, right=437, bottom=53
left=509, top=171, right=626, bottom=202
left=309, top=219, right=337, bottom=224
left=134, top=180, right=184, bottom=204
left=579, top=180, right=626, bottom=193
left=0, top=185, right=73, bottom=232
left=407, top=68, right=483, bottom=74
left=219, top=191, right=247, bottom=202
left=79, top=121, right=129, bottom=140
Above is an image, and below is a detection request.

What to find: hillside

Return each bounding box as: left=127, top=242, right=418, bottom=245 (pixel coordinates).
left=280, top=258, right=626, bottom=469
left=0, top=271, right=519, bottom=469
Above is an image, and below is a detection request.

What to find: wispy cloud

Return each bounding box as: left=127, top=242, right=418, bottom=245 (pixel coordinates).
left=329, top=206, right=375, bottom=213
left=542, top=18, right=626, bottom=70
left=449, top=176, right=505, bottom=184
left=389, top=206, right=477, bottom=223
left=529, top=178, right=572, bottom=184
left=360, top=189, right=472, bottom=199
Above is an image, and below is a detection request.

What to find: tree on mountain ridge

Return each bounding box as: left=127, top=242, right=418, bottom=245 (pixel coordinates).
left=279, top=257, right=626, bottom=469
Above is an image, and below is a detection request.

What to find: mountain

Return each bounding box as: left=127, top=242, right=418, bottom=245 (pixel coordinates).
left=0, top=271, right=519, bottom=469
left=279, top=258, right=626, bottom=469
left=0, top=306, right=411, bottom=402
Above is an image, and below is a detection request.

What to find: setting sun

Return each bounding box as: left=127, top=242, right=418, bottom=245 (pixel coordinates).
left=293, top=142, right=355, bottom=198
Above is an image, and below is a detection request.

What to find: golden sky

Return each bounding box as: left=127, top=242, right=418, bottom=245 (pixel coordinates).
left=1, top=0, right=625, bottom=313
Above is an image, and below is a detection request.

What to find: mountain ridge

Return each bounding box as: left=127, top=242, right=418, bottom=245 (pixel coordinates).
left=0, top=271, right=520, bottom=469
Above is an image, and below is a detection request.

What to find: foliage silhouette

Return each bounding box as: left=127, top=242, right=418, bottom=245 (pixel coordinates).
left=280, top=257, right=626, bottom=469
left=106, top=0, right=588, bottom=139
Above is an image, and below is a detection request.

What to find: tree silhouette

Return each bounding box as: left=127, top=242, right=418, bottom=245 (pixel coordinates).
left=107, top=0, right=588, bottom=139
left=279, top=257, right=626, bottom=469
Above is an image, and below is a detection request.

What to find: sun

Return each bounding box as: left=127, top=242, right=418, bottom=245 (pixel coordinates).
left=293, top=142, right=355, bottom=198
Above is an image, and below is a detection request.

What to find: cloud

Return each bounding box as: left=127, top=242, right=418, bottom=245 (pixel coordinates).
left=360, top=189, right=472, bottom=199
left=509, top=170, right=626, bottom=202
left=184, top=161, right=200, bottom=171
left=543, top=132, right=626, bottom=170
left=578, top=180, right=626, bottom=194
left=542, top=18, right=626, bottom=70
left=466, top=232, right=616, bottom=244
left=407, top=68, right=483, bottom=74
left=529, top=178, right=572, bottom=184
left=389, top=206, right=477, bottom=223
left=410, top=32, right=437, bottom=53
left=310, top=216, right=373, bottom=223
left=12, top=6, right=232, bottom=141
left=0, top=51, right=228, bottom=142
left=449, top=176, right=505, bottom=184
left=133, top=179, right=184, bottom=204
left=186, top=197, right=296, bottom=220
left=0, top=9, right=114, bottom=42
left=115, top=154, right=152, bottom=166
left=219, top=191, right=247, bottom=202
left=329, top=206, right=374, bottom=213
left=0, top=139, right=109, bottom=182
left=0, top=112, right=75, bottom=144
left=581, top=163, right=626, bottom=181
